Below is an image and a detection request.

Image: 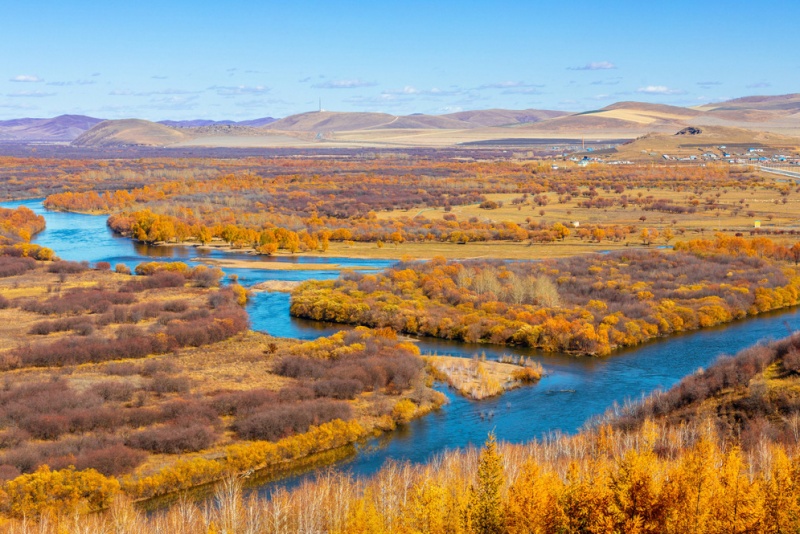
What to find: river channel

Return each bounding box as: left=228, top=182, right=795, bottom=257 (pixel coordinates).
left=3, top=198, right=799, bottom=494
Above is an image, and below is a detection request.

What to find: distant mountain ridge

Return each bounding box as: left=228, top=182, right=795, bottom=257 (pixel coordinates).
left=4, top=93, right=799, bottom=148
left=0, top=115, right=104, bottom=142
left=159, top=117, right=277, bottom=128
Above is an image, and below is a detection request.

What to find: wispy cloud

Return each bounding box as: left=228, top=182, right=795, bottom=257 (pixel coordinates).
left=697, top=81, right=722, bottom=87
left=502, top=87, right=544, bottom=95
left=746, top=82, right=771, bottom=89
left=0, top=102, right=38, bottom=110
left=151, top=75, right=168, bottom=80
left=146, top=95, right=199, bottom=110
left=212, top=85, right=271, bottom=96
left=636, top=85, right=686, bottom=95
left=7, top=90, right=55, bottom=98
left=234, top=97, right=291, bottom=109
left=10, top=74, right=43, bottom=83
left=477, top=81, right=542, bottom=90
left=343, top=94, right=414, bottom=109
left=382, top=86, right=463, bottom=97
left=590, top=78, right=622, bottom=86
left=110, top=88, right=199, bottom=96
left=312, top=79, right=377, bottom=89
left=569, top=61, right=617, bottom=71
left=46, top=79, right=97, bottom=87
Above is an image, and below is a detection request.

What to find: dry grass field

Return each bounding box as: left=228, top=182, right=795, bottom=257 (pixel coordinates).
left=425, top=355, right=543, bottom=400
left=325, top=175, right=799, bottom=259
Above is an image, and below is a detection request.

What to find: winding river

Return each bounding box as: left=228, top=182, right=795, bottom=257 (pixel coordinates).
left=3, top=198, right=800, bottom=494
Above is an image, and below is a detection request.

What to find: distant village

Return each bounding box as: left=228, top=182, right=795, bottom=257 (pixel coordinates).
left=550, top=142, right=800, bottom=167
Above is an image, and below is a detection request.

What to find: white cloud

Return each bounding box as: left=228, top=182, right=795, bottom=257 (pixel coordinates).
left=10, top=74, right=43, bottom=83
left=636, top=85, right=686, bottom=95
left=382, top=86, right=463, bottom=97
left=0, top=102, right=37, bottom=110
left=478, top=81, right=542, bottom=90
left=7, top=90, right=55, bottom=98
left=110, top=88, right=201, bottom=97
left=234, top=97, right=291, bottom=109
left=312, top=79, right=377, bottom=89
left=146, top=95, right=199, bottom=110
left=590, top=78, right=622, bottom=86
left=502, top=87, right=544, bottom=95
left=46, top=79, right=97, bottom=86
left=569, top=61, right=617, bottom=71
left=746, top=82, right=771, bottom=89
left=213, top=85, right=270, bottom=96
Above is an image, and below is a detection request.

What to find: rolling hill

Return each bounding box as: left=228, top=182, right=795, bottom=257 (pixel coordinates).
left=613, top=125, right=800, bottom=161
left=38, top=94, right=799, bottom=149
left=0, top=115, right=104, bottom=142
left=159, top=117, right=277, bottom=128
left=72, top=119, right=191, bottom=147
left=442, top=108, right=568, bottom=127
left=697, top=93, right=800, bottom=113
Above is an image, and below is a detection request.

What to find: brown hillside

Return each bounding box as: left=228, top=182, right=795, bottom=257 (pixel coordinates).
left=698, top=93, right=800, bottom=113
left=443, top=108, right=568, bottom=127
left=265, top=111, right=400, bottom=132
left=72, top=119, right=190, bottom=147
left=614, top=125, right=800, bottom=160
left=515, top=113, right=680, bottom=135
left=602, top=101, right=702, bottom=118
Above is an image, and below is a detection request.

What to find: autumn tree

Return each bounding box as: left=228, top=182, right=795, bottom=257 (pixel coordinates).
left=469, top=432, right=505, bottom=534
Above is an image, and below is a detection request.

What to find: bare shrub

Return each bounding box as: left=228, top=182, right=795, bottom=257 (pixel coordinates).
left=209, top=389, right=279, bottom=416
left=89, top=380, right=136, bottom=402
left=0, top=256, right=36, bottom=278
left=275, top=356, right=328, bottom=379
left=313, top=379, right=363, bottom=400
left=147, top=374, right=191, bottom=395
left=233, top=400, right=352, bottom=441
left=278, top=385, right=315, bottom=403
left=47, top=261, right=88, bottom=274
left=126, top=424, right=218, bottom=454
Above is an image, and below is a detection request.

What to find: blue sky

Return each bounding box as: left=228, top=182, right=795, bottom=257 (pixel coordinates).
left=1, top=0, right=798, bottom=120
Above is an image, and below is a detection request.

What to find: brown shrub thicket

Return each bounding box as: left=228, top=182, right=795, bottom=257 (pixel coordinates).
left=233, top=399, right=352, bottom=441
left=0, top=256, right=36, bottom=278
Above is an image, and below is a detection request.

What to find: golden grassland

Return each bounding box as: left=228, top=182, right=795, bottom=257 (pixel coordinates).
left=140, top=174, right=800, bottom=263
left=425, top=355, right=543, bottom=400
left=417, top=184, right=800, bottom=235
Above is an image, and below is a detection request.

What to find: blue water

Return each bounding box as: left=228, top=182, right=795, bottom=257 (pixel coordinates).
left=4, top=198, right=799, bottom=491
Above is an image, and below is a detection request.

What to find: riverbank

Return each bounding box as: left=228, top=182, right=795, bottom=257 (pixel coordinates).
left=6, top=197, right=800, bottom=517
left=124, top=233, right=637, bottom=261
left=193, top=257, right=374, bottom=271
